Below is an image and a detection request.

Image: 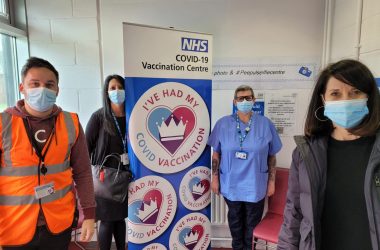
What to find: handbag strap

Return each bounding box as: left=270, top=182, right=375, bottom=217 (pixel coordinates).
left=100, top=153, right=122, bottom=172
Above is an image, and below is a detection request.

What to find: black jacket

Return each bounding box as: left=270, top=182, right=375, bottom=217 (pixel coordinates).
left=278, top=134, right=380, bottom=250
left=85, top=108, right=128, bottom=221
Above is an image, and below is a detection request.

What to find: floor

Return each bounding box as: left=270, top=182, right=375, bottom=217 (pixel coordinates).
left=69, top=242, right=233, bottom=249
left=69, top=242, right=273, bottom=250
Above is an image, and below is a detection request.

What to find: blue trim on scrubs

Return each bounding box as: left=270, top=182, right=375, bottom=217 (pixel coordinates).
left=207, top=114, right=282, bottom=202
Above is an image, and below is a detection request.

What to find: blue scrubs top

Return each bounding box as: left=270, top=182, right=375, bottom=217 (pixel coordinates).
left=207, top=114, right=282, bottom=202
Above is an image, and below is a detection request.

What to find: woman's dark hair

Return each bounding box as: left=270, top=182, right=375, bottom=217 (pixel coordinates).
left=305, top=59, right=380, bottom=137
left=102, top=74, right=125, bottom=135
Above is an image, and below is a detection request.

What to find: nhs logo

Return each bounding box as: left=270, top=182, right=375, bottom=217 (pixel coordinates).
left=181, top=37, right=208, bottom=52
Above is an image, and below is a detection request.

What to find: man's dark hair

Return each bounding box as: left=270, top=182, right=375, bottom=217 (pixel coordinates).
left=21, top=57, right=59, bottom=82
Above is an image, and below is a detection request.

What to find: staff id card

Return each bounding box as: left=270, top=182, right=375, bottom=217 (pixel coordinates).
left=34, top=182, right=55, bottom=199
left=121, top=153, right=129, bottom=165
left=235, top=151, right=248, bottom=160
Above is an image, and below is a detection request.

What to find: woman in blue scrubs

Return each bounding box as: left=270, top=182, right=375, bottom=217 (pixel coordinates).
left=208, top=85, right=282, bottom=250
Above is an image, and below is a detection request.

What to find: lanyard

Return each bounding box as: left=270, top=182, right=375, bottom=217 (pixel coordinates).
left=111, top=112, right=127, bottom=153
left=236, top=113, right=252, bottom=151
left=23, top=118, right=56, bottom=182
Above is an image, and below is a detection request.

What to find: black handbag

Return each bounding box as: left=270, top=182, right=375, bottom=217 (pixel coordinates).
left=92, top=153, right=132, bottom=203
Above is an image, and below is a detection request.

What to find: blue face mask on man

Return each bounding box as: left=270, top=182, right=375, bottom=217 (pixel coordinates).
left=108, top=89, right=125, bottom=104
left=236, top=100, right=254, bottom=114
left=25, top=87, right=57, bottom=112
left=324, top=98, right=369, bottom=129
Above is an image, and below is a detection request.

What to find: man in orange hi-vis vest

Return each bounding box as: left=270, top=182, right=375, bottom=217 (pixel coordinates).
left=0, top=57, right=96, bottom=249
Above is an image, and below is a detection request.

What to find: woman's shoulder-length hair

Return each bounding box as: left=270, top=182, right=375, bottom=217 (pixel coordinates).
left=304, top=59, right=380, bottom=138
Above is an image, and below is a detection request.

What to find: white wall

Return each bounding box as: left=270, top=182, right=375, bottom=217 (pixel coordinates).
left=26, top=0, right=380, bottom=167
left=328, top=0, right=380, bottom=77
left=26, top=0, right=326, bottom=167
left=100, top=0, right=325, bottom=167
left=26, top=0, right=103, bottom=126
left=101, top=0, right=325, bottom=76
left=360, top=0, right=380, bottom=76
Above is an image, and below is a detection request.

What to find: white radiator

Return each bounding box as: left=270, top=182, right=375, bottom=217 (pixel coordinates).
left=211, top=192, right=228, bottom=225
left=211, top=192, right=231, bottom=248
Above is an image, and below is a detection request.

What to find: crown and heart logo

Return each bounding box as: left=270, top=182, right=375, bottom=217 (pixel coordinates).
left=128, top=189, right=163, bottom=225
left=129, top=82, right=210, bottom=174
left=169, top=212, right=211, bottom=249
left=128, top=176, right=177, bottom=244
left=189, top=177, right=210, bottom=201
left=179, top=166, right=211, bottom=211
left=178, top=225, right=204, bottom=250
left=147, top=106, right=196, bottom=155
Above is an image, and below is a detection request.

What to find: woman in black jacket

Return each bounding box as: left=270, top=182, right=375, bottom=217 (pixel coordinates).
left=278, top=60, right=380, bottom=250
left=85, top=74, right=128, bottom=250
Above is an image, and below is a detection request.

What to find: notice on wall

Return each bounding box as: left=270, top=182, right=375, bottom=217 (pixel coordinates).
left=265, top=93, right=297, bottom=136
left=213, top=58, right=319, bottom=90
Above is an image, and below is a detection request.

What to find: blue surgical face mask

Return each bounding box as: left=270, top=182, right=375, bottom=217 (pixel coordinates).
left=236, top=100, right=254, bottom=114
left=324, top=98, right=369, bottom=129
left=25, top=87, right=57, bottom=112
left=108, top=89, right=125, bottom=104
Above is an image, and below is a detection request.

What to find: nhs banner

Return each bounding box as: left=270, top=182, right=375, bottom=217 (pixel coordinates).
left=124, top=23, right=212, bottom=250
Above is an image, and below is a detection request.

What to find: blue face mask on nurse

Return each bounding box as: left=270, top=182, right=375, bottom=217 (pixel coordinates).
left=235, top=94, right=255, bottom=114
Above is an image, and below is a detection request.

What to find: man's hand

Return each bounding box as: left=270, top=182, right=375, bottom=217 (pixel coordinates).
left=267, top=180, right=275, bottom=197
left=211, top=177, right=220, bottom=195
left=80, top=219, right=95, bottom=242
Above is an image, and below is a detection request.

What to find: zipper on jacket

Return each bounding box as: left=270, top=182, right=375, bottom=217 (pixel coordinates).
left=375, top=175, right=380, bottom=187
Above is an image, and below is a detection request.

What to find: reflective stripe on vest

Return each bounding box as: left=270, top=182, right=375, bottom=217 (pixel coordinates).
left=1, top=112, right=12, bottom=167
left=0, top=185, right=72, bottom=205
left=0, top=161, right=70, bottom=176
left=63, top=111, right=76, bottom=160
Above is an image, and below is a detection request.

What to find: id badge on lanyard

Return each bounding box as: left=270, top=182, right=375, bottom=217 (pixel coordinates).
left=121, top=152, right=129, bottom=165
left=34, top=182, right=55, bottom=199
left=236, top=113, right=252, bottom=160
left=235, top=151, right=248, bottom=160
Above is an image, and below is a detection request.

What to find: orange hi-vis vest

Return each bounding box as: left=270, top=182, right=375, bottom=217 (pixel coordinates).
left=0, top=111, right=79, bottom=246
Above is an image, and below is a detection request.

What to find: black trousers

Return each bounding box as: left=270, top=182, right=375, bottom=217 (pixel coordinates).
left=225, top=198, right=265, bottom=250
left=98, top=219, right=126, bottom=250
left=3, top=225, right=71, bottom=250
